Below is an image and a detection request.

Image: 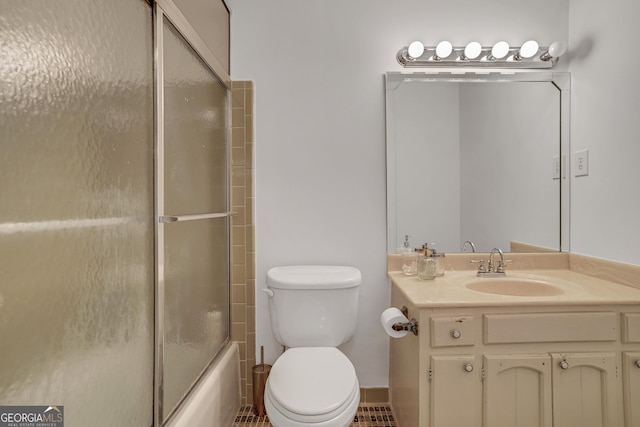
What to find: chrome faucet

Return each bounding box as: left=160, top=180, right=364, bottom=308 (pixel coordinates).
left=488, top=248, right=506, bottom=275
left=461, top=240, right=476, bottom=252
left=472, top=248, right=508, bottom=277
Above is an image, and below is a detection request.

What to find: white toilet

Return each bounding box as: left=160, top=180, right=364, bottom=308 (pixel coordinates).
left=262, top=265, right=362, bottom=427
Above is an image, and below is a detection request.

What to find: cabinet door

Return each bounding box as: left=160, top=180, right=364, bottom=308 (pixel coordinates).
left=430, top=355, right=481, bottom=427
left=484, top=354, right=552, bottom=427
left=551, top=352, right=619, bottom=427
left=623, top=352, right=640, bottom=427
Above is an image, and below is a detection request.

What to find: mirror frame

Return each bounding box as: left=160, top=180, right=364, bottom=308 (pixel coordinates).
left=385, top=71, right=571, bottom=254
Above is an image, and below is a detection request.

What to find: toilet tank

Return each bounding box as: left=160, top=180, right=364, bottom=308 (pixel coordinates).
left=265, top=266, right=361, bottom=348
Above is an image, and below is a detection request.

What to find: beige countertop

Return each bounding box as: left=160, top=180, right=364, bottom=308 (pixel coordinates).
left=389, top=269, right=640, bottom=308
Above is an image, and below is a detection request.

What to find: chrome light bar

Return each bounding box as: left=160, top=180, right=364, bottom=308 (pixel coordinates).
left=397, top=40, right=567, bottom=69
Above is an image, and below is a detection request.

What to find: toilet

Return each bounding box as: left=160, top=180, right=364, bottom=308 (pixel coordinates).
left=262, top=265, right=362, bottom=427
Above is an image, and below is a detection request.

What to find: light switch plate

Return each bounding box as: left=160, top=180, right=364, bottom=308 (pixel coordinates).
left=574, top=149, right=589, bottom=177
left=552, top=155, right=560, bottom=180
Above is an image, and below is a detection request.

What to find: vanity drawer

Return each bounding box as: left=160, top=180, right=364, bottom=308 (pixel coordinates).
left=484, top=312, right=618, bottom=344
left=431, top=316, right=477, bottom=347
left=622, top=313, right=640, bottom=343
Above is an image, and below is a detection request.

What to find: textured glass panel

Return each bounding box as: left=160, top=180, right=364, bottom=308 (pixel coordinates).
left=163, top=218, right=230, bottom=419
left=163, top=20, right=228, bottom=215
left=0, top=1, right=154, bottom=426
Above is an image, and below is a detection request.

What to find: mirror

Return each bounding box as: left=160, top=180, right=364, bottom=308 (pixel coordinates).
left=385, top=72, right=570, bottom=254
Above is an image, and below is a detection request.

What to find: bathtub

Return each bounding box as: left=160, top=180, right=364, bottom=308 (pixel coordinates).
left=165, top=342, right=241, bottom=427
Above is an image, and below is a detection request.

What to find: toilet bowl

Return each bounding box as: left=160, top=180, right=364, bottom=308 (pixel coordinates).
left=264, top=347, right=359, bottom=427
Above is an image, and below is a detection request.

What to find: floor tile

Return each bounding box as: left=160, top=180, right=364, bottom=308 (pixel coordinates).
left=232, top=404, right=398, bottom=427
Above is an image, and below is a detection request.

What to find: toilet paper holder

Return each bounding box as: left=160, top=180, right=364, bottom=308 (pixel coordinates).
left=392, top=306, right=419, bottom=336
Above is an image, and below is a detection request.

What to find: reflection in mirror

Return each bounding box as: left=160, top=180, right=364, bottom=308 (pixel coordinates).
left=386, top=72, right=570, bottom=254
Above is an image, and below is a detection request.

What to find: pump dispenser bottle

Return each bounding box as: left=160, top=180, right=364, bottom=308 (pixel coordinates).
left=399, top=235, right=418, bottom=276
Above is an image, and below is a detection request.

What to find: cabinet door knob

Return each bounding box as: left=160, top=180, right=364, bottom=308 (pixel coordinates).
left=559, top=360, right=569, bottom=370
left=635, top=360, right=640, bottom=369
left=464, top=363, right=474, bottom=373
left=451, top=329, right=461, bottom=339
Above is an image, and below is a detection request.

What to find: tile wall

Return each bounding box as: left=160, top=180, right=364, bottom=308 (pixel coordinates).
left=231, top=81, right=255, bottom=404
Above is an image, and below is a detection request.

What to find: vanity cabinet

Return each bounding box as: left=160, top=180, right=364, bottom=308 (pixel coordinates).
left=389, top=295, right=640, bottom=427
left=623, top=352, right=640, bottom=427
left=429, top=355, right=481, bottom=427
left=551, top=352, right=618, bottom=427
left=482, top=351, right=619, bottom=427
left=623, top=313, right=640, bottom=427
left=483, top=354, right=552, bottom=427
left=428, top=350, right=619, bottom=427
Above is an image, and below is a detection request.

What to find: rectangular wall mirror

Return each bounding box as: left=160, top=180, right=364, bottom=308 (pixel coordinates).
left=385, top=72, right=570, bottom=254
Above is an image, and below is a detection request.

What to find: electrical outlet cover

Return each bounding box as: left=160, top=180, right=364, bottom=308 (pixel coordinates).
left=574, top=149, right=589, bottom=177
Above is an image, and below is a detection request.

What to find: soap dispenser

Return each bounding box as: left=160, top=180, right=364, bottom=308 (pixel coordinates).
left=398, top=235, right=412, bottom=254
left=399, top=235, right=418, bottom=276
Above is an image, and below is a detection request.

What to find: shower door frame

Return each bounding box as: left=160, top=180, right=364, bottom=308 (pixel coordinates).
left=153, top=1, right=232, bottom=425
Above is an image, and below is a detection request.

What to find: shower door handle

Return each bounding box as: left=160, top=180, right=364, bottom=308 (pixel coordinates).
left=159, top=212, right=237, bottom=223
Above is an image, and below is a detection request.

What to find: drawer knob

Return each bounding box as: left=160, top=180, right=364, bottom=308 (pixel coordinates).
left=559, top=360, right=569, bottom=370
left=451, top=329, right=461, bottom=339
left=635, top=360, right=640, bottom=369
left=464, top=363, right=474, bottom=373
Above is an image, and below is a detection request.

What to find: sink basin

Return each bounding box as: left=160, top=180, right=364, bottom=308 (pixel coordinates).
left=466, top=277, right=564, bottom=297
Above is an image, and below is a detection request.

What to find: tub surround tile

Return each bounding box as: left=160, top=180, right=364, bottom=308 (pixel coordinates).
left=231, top=80, right=256, bottom=404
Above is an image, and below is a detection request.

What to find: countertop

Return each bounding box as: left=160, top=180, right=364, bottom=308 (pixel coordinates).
left=389, top=269, right=640, bottom=308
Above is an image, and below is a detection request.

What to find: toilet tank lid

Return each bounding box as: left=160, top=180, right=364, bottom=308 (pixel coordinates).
left=266, top=266, right=361, bottom=290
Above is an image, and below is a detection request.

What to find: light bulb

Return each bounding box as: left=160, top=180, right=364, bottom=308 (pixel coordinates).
left=463, top=41, right=482, bottom=60
left=435, top=41, right=453, bottom=59
left=540, top=41, right=567, bottom=61
left=516, top=40, right=539, bottom=59
left=548, top=41, right=567, bottom=58
left=490, top=41, right=510, bottom=59
left=407, top=41, right=425, bottom=59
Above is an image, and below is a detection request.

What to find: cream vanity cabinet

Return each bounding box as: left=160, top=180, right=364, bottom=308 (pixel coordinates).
left=389, top=292, right=640, bottom=427
left=622, top=314, right=640, bottom=427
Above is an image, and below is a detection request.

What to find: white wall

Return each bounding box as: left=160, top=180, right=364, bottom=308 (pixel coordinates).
left=227, top=0, right=569, bottom=386
left=568, top=0, right=640, bottom=265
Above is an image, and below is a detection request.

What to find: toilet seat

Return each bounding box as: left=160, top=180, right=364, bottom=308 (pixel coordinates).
left=265, top=347, right=359, bottom=426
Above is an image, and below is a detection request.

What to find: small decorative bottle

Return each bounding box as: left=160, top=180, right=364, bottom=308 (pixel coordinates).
left=417, top=254, right=436, bottom=280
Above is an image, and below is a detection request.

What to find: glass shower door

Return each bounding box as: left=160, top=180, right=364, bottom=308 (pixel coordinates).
left=156, top=14, right=231, bottom=421
left=0, top=1, right=155, bottom=425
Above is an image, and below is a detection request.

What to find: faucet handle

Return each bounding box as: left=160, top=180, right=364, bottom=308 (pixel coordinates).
left=470, top=259, right=487, bottom=274
left=495, top=259, right=512, bottom=273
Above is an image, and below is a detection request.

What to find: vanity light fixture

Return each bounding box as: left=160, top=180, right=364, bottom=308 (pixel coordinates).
left=396, top=39, right=567, bottom=68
